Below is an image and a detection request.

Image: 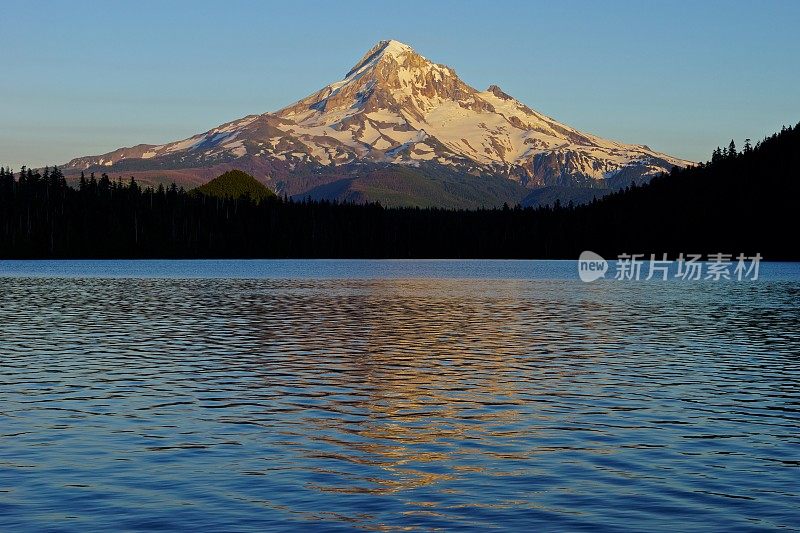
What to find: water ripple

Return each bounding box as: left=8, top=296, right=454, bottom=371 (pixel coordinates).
left=1, top=266, right=799, bottom=531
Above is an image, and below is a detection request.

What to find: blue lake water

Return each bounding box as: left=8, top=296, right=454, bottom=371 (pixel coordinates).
left=1, top=260, right=798, bottom=531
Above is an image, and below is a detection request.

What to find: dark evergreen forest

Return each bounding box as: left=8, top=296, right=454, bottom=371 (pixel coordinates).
left=1, top=123, right=797, bottom=259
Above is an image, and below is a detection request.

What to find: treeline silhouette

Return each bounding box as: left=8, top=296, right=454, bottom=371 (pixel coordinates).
left=1, top=122, right=797, bottom=259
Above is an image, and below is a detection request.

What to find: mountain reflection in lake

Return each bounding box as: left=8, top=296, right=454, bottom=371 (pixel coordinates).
left=1, top=263, right=798, bottom=531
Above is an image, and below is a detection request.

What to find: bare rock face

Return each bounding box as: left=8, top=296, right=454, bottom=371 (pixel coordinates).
left=64, top=39, right=691, bottom=197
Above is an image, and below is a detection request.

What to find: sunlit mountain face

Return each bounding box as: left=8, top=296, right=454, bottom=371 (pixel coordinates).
left=64, top=40, right=690, bottom=207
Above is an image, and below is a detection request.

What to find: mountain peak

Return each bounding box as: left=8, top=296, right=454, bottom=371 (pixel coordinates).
left=378, top=39, right=414, bottom=56
left=278, top=39, right=470, bottom=123
left=345, top=39, right=418, bottom=78
left=66, top=40, right=692, bottom=199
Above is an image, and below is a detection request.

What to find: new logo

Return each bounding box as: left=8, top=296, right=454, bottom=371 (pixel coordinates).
left=578, top=251, right=608, bottom=282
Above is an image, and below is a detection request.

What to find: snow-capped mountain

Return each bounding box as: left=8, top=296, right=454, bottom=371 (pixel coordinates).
left=64, top=40, right=691, bottom=204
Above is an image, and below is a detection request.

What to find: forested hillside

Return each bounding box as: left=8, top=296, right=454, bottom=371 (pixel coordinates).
left=1, top=123, right=797, bottom=259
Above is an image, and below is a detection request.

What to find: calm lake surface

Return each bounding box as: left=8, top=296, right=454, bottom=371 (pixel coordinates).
left=1, top=260, right=798, bottom=531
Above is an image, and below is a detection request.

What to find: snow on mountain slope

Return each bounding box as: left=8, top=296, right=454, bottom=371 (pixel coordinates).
left=65, top=39, right=691, bottom=191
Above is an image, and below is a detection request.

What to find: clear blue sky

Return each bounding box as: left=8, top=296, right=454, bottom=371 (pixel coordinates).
left=2, top=0, right=798, bottom=169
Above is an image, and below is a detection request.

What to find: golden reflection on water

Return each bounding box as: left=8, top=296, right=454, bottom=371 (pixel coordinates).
left=241, top=279, right=675, bottom=497
left=241, top=279, right=537, bottom=495
left=2, top=274, right=798, bottom=530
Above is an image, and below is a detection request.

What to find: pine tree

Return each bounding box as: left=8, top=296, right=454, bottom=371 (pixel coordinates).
left=728, top=139, right=737, bottom=158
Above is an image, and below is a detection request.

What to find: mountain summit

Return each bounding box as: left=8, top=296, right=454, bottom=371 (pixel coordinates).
left=278, top=39, right=489, bottom=123
left=64, top=40, right=691, bottom=205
